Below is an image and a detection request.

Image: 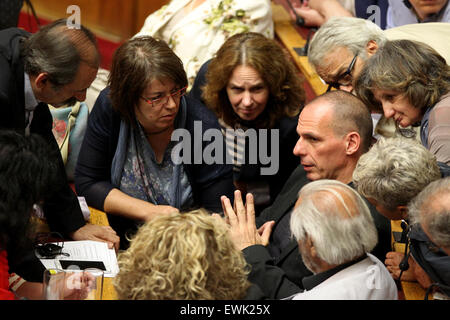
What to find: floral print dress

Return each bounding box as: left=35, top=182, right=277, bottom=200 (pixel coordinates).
left=135, top=0, right=274, bottom=88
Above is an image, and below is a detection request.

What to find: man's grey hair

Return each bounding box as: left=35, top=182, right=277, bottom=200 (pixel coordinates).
left=353, top=137, right=441, bottom=211
left=22, top=18, right=99, bottom=89
left=308, top=17, right=387, bottom=70
left=290, top=179, right=378, bottom=266
left=409, top=177, right=450, bottom=249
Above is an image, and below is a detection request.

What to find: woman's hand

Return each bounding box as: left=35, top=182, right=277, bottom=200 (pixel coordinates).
left=142, top=204, right=179, bottom=221
left=104, top=188, right=179, bottom=222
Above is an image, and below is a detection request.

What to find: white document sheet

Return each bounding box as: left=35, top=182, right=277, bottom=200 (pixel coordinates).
left=38, top=240, right=119, bottom=277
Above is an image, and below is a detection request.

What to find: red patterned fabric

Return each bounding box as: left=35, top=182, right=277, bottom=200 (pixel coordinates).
left=0, top=250, right=14, bottom=300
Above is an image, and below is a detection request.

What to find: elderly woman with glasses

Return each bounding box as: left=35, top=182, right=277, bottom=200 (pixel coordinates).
left=355, top=39, right=450, bottom=177
left=190, top=32, right=305, bottom=214
left=75, top=36, right=234, bottom=249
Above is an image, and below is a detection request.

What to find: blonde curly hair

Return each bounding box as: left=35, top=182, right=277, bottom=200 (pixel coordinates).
left=113, top=209, right=251, bottom=300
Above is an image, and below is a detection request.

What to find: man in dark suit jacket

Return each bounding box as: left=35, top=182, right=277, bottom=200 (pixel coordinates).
left=221, top=90, right=391, bottom=299
left=0, top=19, right=119, bottom=282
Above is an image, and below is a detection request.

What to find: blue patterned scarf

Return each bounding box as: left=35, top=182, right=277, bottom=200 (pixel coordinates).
left=110, top=98, right=193, bottom=208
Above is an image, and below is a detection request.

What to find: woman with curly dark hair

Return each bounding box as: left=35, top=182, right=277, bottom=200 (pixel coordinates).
left=190, top=32, right=305, bottom=213
left=0, top=130, right=59, bottom=299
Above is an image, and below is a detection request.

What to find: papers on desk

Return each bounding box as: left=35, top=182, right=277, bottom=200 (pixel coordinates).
left=38, top=240, right=119, bottom=277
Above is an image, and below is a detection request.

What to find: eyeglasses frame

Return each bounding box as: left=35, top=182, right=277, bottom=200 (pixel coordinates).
left=326, top=53, right=358, bottom=92
left=140, top=86, right=188, bottom=107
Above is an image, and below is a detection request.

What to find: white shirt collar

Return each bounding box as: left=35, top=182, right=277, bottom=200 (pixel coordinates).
left=24, top=72, right=40, bottom=111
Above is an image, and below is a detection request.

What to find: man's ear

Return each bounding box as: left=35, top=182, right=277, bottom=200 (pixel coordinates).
left=366, top=40, right=379, bottom=57
left=345, top=132, right=361, bottom=156
left=34, top=73, right=49, bottom=89
left=310, top=244, right=317, bottom=258
left=304, top=236, right=316, bottom=257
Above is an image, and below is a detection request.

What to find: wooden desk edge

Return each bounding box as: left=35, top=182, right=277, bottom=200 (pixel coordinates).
left=271, top=3, right=327, bottom=96
left=88, top=206, right=118, bottom=300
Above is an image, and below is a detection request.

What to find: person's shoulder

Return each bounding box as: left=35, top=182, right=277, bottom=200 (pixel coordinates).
left=184, top=95, right=219, bottom=125
left=429, top=92, right=450, bottom=123
left=0, top=28, right=29, bottom=57
left=90, top=87, right=118, bottom=122
left=0, top=27, right=29, bottom=42
left=271, top=115, right=299, bottom=143
left=0, top=28, right=28, bottom=68
left=97, top=86, right=110, bottom=100
left=277, top=115, right=298, bottom=130
left=435, top=92, right=450, bottom=107
left=93, top=87, right=113, bottom=110
left=273, top=165, right=308, bottom=200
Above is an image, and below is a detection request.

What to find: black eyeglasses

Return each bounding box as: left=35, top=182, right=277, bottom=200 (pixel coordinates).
left=326, top=54, right=358, bottom=92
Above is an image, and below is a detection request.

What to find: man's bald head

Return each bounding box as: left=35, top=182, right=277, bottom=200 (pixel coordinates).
left=310, top=90, right=373, bottom=153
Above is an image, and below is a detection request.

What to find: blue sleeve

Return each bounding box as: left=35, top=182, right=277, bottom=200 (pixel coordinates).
left=74, top=88, right=120, bottom=210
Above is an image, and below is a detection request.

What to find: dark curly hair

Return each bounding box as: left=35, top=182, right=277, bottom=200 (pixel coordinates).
left=0, top=130, right=60, bottom=254
left=202, top=32, right=305, bottom=129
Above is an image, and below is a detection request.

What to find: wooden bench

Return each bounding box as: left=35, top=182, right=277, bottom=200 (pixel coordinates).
left=391, top=220, right=431, bottom=300
left=271, top=3, right=327, bottom=97
left=88, top=207, right=118, bottom=300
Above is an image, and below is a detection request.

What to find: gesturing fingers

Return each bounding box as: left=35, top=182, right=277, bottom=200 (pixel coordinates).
left=221, top=195, right=237, bottom=227
left=234, top=190, right=247, bottom=224
left=222, top=191, right=271, bottom=250
left=245, top=193, right=255, bottom=229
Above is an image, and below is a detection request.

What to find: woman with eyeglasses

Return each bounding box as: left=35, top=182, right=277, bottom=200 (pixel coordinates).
left=355, top=39, right=450, bottom=177
left=190, top=32, right=305, bottom=214
left=75, top=36, right=234, bottom=249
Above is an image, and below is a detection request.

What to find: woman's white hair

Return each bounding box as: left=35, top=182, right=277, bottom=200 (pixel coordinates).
left=308, top=17, right=387, bottom=69
left=290, top=179, right=378, bottom=266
